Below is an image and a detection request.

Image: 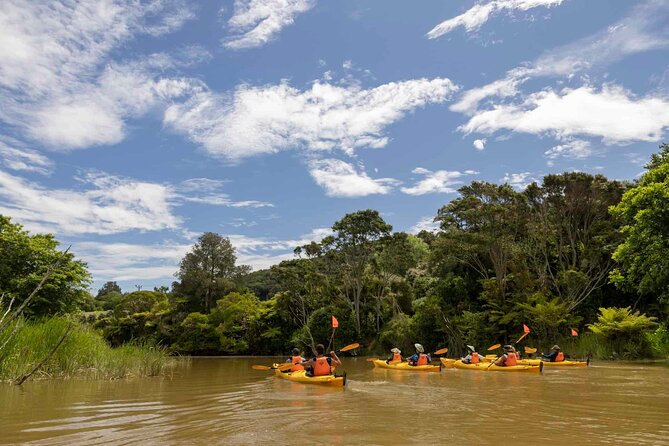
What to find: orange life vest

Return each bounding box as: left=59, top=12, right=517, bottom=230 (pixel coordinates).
left=504, top=353, right=517, bottom=366
left=417, top=353, right=428, bottom=365
left=392, top=353, right=402, bottom=362
left=555, top=352, right=564, bottom=362
left=291, top=355, right=304, bottom=371
left=313, top=356, right=331, bottom=376
left=471, top=352, right=480, bottom=364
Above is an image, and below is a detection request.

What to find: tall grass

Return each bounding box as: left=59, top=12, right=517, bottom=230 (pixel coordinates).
left=0, top=317, right=175, bottom=382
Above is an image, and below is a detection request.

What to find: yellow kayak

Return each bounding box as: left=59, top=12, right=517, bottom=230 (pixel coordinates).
left=372, top=359, right=441, bottom=372
left=273, top=366, right=346, bottom=387
left=452, top=359, right=543, bottom=373
left=518, top=359, right=589, bottom=367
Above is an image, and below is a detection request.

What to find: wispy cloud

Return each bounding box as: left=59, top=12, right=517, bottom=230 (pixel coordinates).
left=0, top=0, right=200, bottom=150
left=460, top=85, right=669, bottom=145
left=544, top=139, right=597, bottom=165
left=401, top=167, right=476, bottom=196
left=308, top=159, right=399, bottom=197
left=409, top=216, right=439, bottom=234
left=0, top=141, right=53, bottom=175
left=223, top=0, right=315, bottom=49
left=164, top=77, right=458, bottom=160
left=427, top=0, right=564, bottom=39
left=501, top=171, right=537, bottom=190
left=0, top=171, right=273, bottom=235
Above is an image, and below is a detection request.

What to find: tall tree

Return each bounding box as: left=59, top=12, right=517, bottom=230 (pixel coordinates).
left=610, top=143, right=669, bottom=314
left=173, top=233, right=243, bottom=313
left=97, top=281, right=122, bottom=298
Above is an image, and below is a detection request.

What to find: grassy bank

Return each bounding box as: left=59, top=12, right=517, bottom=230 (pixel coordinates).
left=0, top=317, right=175, bottom=382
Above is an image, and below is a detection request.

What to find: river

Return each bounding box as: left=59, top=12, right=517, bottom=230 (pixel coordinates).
left=1, top=358, right=667, bottom=445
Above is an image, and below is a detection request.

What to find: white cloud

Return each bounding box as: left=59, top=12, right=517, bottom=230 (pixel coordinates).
left=501, top=172, right=536, bottom=190
left=177, top=178, right=274, bottom=208
left=460, top=85, right=669, bottom=144
left=401, top=167, right=475, bottom=196
left=427, top=0, right=564, bottom=39
left=308, top=159, right=399, bottom=197
left=0, top=170, right=182, bottom=235
left=473, top=138, right=486, bottom=150
left=0, top=141, right=53, bottom=175
left=409, top=216, right=439, bottom=234
left=164, top=77, right=458, bottom=160
left=0, top=0, right=199, bottom=150
left=451, top=1, right=669, bottom=114
left=544, top=139, right=596, bottom=161
left=223, top=0, right=315, bottom=49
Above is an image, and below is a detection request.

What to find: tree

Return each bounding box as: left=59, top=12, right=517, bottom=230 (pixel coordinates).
left=211, top=291, right=265, bottom=354
left=299, top=210, right=392, bottom=333
left=173, top=232, right=245, bottom=313
left=610, top=144, right=669, bottom=313
left=97, top=281, right=122, bottom=298
left=0, top=215, right=90, bottom=317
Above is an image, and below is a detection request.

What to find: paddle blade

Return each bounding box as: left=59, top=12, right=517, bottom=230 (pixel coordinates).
left=251, top=365, right=271, bottom=371
left=433, top=347, right=448, bottom=355
left=366, top=357, right=379, bottom=362
left=339, top=343, right=360, bottom=352
left=276, top=363, right=294, bottom=371
left=487, top=343, right=501, bottom=351
left=524, top=347, right=537, bottom=354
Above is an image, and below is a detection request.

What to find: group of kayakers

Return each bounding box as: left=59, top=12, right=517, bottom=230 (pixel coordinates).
left=285, top=342, right=566, bottom=376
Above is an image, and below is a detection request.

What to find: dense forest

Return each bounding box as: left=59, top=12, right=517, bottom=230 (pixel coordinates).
left=2, top=144, right=669, bottom=362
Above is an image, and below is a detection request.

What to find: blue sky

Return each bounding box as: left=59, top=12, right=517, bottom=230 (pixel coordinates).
left=1, top=0, right=668, bottom=292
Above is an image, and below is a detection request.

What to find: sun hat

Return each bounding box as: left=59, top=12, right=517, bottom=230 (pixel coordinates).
left=391, top=347, right=401, bottom=354
left=503, top=344, right=515, bottom=352
left=414, top=343, right=424, bottom=353
left=552, top=345, right=561, bottom=351
left=467, top=345, right=476, bottom=352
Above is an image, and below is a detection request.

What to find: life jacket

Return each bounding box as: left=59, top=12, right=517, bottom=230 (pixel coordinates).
left=504, top=353, right=517, bottom=366
left=417, top=353, right=428, bottom=365
left=471, top=352, right=480, bottom=364
left=392, top=353, right=402, bottom=362
left=313, top=356, right=331, bottom=376
left=290, top=355, right=304, bottom=371
left=555, top=352, right=564, bottom=362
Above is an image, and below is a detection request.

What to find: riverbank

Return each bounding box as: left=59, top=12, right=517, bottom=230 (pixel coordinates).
left=0, top=317, right=175, bottom=383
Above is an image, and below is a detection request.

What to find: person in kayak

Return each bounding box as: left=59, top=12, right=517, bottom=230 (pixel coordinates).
left=461, top=345, right=483, bottom=364
left=284, top=347, right=306, bottom=372
left=386, top=347, right=402, bottom=364
left=493, top=345, right=518, bottom=367
left=303, top=344, right=342, bottom=377
left=407, top=343, right=431, bottom=366
left=541, top=345, right=565, bottom=362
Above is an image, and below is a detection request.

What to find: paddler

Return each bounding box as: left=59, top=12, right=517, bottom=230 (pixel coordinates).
left=385, top=347, right=402, bottom=364
left=284, top=347, right=305, bottom=372
left=493, top=345, right=518, bottom=367
left=303, top=343, right=342, bottom=377
left=541, top=345, right=565, bottom=362
left=461, top=345, right=483, bottom=364
left=407, top=343, right=431, bottom=366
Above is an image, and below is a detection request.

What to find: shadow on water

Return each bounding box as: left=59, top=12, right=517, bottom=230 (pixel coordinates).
left=1, top=357, right=668, bottom=445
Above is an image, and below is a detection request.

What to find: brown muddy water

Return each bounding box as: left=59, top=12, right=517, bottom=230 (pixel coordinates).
left=1, top=357, right=668, bottom=445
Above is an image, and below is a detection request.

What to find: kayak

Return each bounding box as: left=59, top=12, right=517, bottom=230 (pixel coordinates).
left=452, top=359, right=543, bottom=373
left=273, top=366, right=346, bottom=387
left=440, top=358, right=456, bottom=368
left=372, top=359, right=441, bottom=372
left=518, top=359, right=589, bottom=367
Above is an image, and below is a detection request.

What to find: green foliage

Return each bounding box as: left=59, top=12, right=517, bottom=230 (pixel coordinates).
left=0, top=216, right=91, bottom=316
left=211, top=291, right=266, bottom=354
left=588, top=307, right=657, bottom=338
left=610, top=143, right=669, bottom=310
left=0, top=317, right=173, bottom=381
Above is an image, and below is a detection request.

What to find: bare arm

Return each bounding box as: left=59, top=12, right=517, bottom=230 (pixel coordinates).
left=330, top=351, right=342, bottom=367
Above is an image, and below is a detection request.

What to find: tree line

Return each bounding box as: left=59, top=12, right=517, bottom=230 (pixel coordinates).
left=3, top=144, right=669, bottom=359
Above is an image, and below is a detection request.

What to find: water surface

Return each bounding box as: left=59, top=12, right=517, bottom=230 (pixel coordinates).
left=1, top=358, right=668, bottom=445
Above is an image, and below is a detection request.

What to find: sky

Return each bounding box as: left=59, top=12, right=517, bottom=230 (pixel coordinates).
left=1, top=0, right=668, bottom=292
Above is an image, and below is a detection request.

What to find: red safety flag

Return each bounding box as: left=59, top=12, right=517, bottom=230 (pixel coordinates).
left=331, top=315, right=339, bottom=329
left=571, top=328, right=579, bottom=337
left=523, top=324, right=531, bottom=334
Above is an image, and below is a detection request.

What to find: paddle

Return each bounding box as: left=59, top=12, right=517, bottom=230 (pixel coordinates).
left=251, top=365, right=272, bottom=371
left=487, top=343, right=501, bottom=351
left=432, top=347, right=448, bottom=355
left=338, top=343, right=360, bottom=352
left=524, top=346, right=537, bottom=354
